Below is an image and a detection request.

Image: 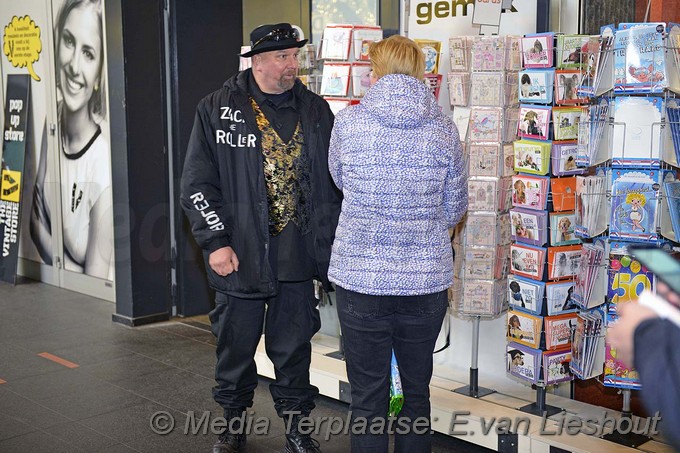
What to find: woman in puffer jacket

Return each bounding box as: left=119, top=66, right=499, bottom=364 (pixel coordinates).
left=328, top=35, right=468, bottom=453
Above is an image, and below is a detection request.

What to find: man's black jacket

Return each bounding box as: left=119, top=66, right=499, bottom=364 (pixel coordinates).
left=180, top=69, right=341, bottom=298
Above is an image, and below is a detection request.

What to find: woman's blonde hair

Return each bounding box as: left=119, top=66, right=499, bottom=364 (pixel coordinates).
left=369, top=35, right=425, bottom=79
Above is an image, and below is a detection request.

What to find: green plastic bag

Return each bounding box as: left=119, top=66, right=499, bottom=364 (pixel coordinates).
left=389, top=350, right=404, bottom=417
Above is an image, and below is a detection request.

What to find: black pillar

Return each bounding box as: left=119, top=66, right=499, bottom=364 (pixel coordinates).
left=107, top=0, right=172, bottom=326
left=168, top=0, right=243, bottom=317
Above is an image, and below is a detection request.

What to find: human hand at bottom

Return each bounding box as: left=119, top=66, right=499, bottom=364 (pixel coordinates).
left=606, top=302, right=658, bottom=368
left=209, top=246, right=239, bottom=276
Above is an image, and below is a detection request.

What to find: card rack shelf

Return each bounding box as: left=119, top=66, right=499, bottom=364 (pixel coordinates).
left=312, top=24, right=383, bottom=115
left=448, top=34, right=523, bottom=401
left=565, top=23, right=680, bottom=448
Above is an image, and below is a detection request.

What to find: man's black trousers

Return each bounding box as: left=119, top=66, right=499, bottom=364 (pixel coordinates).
left=209, top=280, right=321, bottom=416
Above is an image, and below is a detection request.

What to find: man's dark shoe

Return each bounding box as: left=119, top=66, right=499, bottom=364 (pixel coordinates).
left=283, top=415, right=322, bottom=453
left=213, top=431, right=246, bottom=453
left=283, top=433, right=321, bottom=453
left=213, top=408, right=247, bottom=452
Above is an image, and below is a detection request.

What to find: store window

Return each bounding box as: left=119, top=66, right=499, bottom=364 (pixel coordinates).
left=311, top=0, right=378, bottom=44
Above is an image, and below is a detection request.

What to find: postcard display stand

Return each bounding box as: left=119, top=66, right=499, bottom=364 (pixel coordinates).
left=570, top=22, right=680, bottom=448
left=316, top=24, right=383, bottom=115
left=316, top=24, right=384, bottom=361
left=448, top=35, right=521, bottom=398
left=501, top=32, right=586, bottom=418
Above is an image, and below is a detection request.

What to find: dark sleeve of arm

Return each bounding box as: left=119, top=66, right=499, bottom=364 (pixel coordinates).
left=634, top=318, right=680, bottom=445
left=180, top=104, right=232, bottom=253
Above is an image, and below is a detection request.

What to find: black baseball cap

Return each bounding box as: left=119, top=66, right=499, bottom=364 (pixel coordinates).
left=240, top=23, right=307, bottom=58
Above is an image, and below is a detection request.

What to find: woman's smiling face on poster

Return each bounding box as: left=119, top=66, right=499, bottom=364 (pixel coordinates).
left=58, top=3, right=102, bottom=114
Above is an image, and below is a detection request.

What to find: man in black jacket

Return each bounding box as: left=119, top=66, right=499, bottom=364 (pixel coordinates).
left=180, top=23, right=341, bottom=453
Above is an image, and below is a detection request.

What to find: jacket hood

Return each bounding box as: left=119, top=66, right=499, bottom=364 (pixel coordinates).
left=359, top=73, right=439, bottom=129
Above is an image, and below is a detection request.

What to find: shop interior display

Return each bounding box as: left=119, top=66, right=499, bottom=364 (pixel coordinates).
left=314, top=24, right=383, bottom=114
left=308, top=19, right=680, bottom=450
left=431, top=22, right=680, bottom=448
left=447, top=35, right=521, bottom=398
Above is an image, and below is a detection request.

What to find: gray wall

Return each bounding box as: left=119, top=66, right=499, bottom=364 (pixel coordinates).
left=243, top=0, right=311, bottom=44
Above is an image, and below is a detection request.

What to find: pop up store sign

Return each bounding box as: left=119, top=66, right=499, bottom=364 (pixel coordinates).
left=0, top=74, right=31, bottom=284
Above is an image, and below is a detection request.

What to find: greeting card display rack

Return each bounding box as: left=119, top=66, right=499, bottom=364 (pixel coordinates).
left=445, top=35, right=522, bottom=399
left=500, top=32, right=600, bottom=418
left=312, top=24, right=383, bottom=115
left=566, top=22, right=680, bottom=448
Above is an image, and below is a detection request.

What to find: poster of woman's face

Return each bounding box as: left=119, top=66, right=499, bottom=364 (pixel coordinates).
left=56, top=0, right=105, bottom=119
left=27, top=0, right=114, bottom=281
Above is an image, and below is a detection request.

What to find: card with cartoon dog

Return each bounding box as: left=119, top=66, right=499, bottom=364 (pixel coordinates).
left=543, top=349, right=573, bottom=385
left=517, top=106, right=551, bottom=141
left=507, top=342, right=541, bottom=384
left=549, top=211, right=580, bottom=246
left=521, top=32, right=554, bottom=68
left=414, top=39, right=442, bottom=74
left=508, top=275, right=545, bottom=314
left=507, top=310, right=543, bottom=349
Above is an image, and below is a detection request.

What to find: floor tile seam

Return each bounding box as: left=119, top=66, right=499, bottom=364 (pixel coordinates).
left=139, top=321, right=216, bottom=345
left=102, top=382, right=218, bottom=417
left=79, top=387, right=194, bottom=418
left=36, top=421, right=123, bottom=452
left=150, top=328, right=216, bottom=346
left=107, top=350, right=216, bottom=382
left=0, top=386, right=80, bottom=422
left=2, top=378, right=157, bottom=420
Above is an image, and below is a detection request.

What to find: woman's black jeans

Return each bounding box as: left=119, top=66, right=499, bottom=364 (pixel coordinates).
left=335, top=285, right=448, bottom=453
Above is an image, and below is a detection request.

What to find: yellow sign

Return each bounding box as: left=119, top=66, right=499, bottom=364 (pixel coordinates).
left=1, top=169, right=21, bottom=203
left=3, top=15, right=42, bottom=81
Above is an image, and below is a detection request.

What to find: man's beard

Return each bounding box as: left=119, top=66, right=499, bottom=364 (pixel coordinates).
left=278, top=74, right=296, bottom=91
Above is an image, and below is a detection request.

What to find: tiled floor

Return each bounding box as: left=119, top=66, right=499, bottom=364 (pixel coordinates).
left=0, top=279, right=492, bottom=452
